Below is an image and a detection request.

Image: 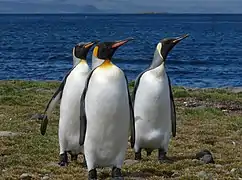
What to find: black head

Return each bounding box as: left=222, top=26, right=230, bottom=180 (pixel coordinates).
left=159, top=34, right=189, bottom=60
left=93, top=38, right=134, bottom=60
left=74, top=41, right=99, bottom=59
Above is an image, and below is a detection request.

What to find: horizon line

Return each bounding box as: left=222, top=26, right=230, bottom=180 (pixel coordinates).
left=1, top=12, right=242, bottom=15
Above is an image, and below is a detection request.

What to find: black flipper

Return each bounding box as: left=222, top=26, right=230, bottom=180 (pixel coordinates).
left=79, top=67, right=98, bottom=146
left=167, top=75, right=176, bottom=137
left=40, top=67, right=75, bottom=135
left=131, top=70, right=148, bottom=104
left=124, top=75, right=135, bottom=148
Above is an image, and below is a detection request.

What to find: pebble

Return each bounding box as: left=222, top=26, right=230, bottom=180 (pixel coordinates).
left=195, top=149, right=215, bottom=164
left=197, top=171, right=212, bottom=180
left=0, top=131, right=19, bottom=137
left=215, top=164, right=223, bottom=168
left=197, top=171, right=207, bottom=177
left=202, top=154, right=215, bottom=164
left=171, top=171, right=179, bottom=177
left=41, top=176, right=49, bottom=180
left=47, top=162, right=59, bottom=167
left=231, top=168, right=237, bottom=173
left=20, top=173, right=32, bottom=180
left=30, top=113, right=45, bottom=120
left=124, top=159, right=139, bottom=166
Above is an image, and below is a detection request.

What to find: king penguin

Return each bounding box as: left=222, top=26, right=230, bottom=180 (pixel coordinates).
left=40, top=41, right=97, bottom=166
left=79, top=38, right=135, bottom=180
left=132, top=34, right=189, bottom=162
left=40, top=41, right=97, bottom=136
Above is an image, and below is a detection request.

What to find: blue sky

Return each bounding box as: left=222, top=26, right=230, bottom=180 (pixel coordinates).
left=0, top=0, right=242, bottom=13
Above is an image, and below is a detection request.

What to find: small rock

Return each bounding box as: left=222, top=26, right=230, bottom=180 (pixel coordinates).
left=47, top=162, right=59, bottom=167
left=231, top=168, right=237, bottom=173
left=197, top=171, right=207, bottom=178
left=30, top=113, right=45, bottom=120
left=195, top=149, right=215, bottom=164
left=171, top=171, right=179, bottom=177
left=0, top=131, right=19, bottom=137
left=185, top=168, right=190, bottom=172
left=41, top=176, right=49, bottom=180
left=20, top=173, right=32, bottom=180
left=215, top=164, right=223, bottom=168
left=124, top=159, right=139, bottom=166
left=197, top=171, right=212, bottom=180
left=202, top=154, right=215, bottom=164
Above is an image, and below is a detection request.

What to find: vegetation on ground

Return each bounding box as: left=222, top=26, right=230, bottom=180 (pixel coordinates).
left=0, top=80, right=242, bottom=179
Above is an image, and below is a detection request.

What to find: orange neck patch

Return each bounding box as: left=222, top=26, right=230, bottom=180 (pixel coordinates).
left=79, top=59, right=87, bottom=64
left=99, top=60, right=112, bottom=68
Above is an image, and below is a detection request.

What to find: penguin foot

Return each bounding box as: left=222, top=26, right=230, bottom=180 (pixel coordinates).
left=71, top=154, right=78, bottom=161
left=111, top=167, right=123, bottom=180
left=88, top=169, right=97, bottom=180
left=158, top=149, right=173, bottom=163
left=135, top=151, right=142, bottom=160
left=145, top=148, right=152, bottom=157
left=58, top=152, right=68, bottom=166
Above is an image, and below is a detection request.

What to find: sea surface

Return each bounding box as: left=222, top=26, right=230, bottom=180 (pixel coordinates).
left=0, top=14, right=242, bottom=88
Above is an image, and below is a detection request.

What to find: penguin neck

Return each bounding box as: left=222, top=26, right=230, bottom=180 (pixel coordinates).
left=149, top=48, right=165, bottom=70
left=92, top=55, right=105, bottom=69
left=79, top=59, right=87, bottom=64
left=73, top=55, right=80, bottom=67
left=150, top=62, right=167, bottom=78
left=99, top=59, right=113, bottom=69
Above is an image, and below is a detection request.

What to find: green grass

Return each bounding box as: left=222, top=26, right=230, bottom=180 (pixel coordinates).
left=0, top=80, right=242, bottom=180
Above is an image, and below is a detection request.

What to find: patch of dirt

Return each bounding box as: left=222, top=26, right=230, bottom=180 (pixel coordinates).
left=176, top=97, right=242, bottom=114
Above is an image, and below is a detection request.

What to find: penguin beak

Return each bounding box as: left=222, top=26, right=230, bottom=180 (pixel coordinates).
left=84, top=40, right=99, bottom=49
left=111, top=37, right=134, bottom=49
left=172, top=34, right=189, bottom=44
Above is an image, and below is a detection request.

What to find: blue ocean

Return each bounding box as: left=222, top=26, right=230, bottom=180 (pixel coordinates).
left=0, top=14, right=242, bottom=88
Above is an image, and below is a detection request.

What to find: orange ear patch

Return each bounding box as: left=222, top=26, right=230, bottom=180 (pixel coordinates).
left=93, top=46, right=98, bottom=57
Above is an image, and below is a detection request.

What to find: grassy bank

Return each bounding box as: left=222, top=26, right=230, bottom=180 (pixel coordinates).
left=0, top=80, right=242, bottom=180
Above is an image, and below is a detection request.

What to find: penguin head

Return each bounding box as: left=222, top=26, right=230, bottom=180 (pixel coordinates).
left=157, top=34, right=189, bottom=60
left=73, top=41, right=99, bottom=60
left=92, top=38, right=134, bottom=60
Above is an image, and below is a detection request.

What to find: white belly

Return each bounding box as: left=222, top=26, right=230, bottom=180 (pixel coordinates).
left=84, top=66, right=130, bottom=169
left=59, top=64, right=89, bottom=154
left=134, top=70, right=171, bottom=150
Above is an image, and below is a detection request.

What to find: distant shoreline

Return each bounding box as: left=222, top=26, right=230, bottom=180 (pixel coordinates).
left=0, top=13, right=242, bottom=15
